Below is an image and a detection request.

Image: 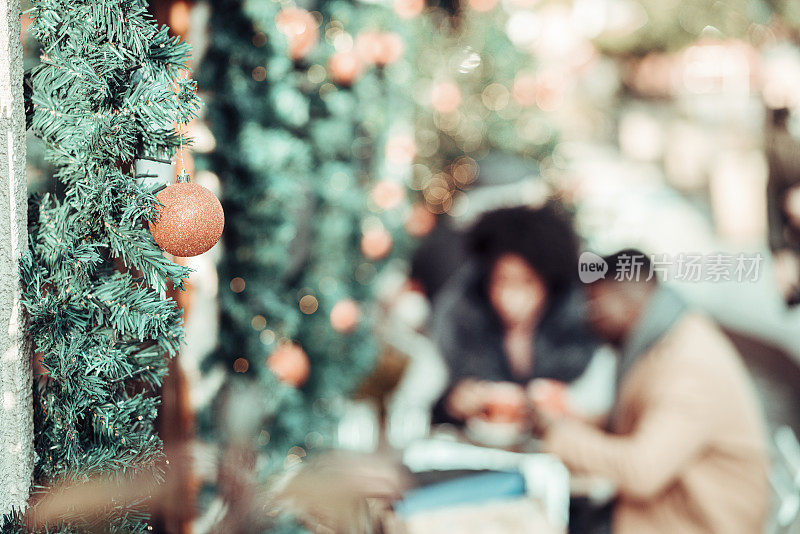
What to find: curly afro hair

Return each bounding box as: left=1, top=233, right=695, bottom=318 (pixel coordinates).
left=468, top=203, right=580, bottom=298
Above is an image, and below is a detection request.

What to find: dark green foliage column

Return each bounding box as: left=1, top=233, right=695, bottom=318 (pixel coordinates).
left=10, top=0, right=200, bottom=531
left=198, top=0, right=411, bottom=517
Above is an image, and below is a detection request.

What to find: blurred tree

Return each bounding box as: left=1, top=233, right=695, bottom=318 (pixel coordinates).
left=411, top=4, right=559, bottom=215
left=198, top=0, right=414, bottom=530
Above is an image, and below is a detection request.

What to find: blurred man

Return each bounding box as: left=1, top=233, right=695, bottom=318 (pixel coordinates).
left=539, top=250, right=769, bottom=534
left=766, top=107, right=800, bottom=306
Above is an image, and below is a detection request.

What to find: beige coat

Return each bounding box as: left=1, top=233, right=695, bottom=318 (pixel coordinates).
left=543, top=313, right=769, bottom=534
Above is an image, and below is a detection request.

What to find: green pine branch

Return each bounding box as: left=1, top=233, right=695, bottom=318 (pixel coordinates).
left=7, top=0, right=201, bottom=531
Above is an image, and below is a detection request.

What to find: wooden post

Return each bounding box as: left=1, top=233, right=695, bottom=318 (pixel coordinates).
left=0, top=0, right=33, bottom=518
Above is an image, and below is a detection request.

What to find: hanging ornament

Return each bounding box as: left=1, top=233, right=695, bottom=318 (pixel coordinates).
left=169, top=0, right=191, bottom=35
left=468, top=0, right=498, bottom=12
left=149, top=170, right=224, bottom=257
left=385, top=134, right=417, bottom=165
left=361, top=227, right=393, bottom=260
left=330, top=299, right=361, bottom=334
left=404, top=203, right=437, bottom=238
left=33, top=349, right=48, bottom=377
left=356, top=31, right=404, bottom=67
left=430, top=81, right=462, bottom=114
left=267, top=341, right=310, bottom=388
left=393, top=0, right=424, bottom=19
left=328, top=50, right=364, bottom=86
left=512, top=72, right=539, bottom=107
left=371, top=180, right=406, bottom=211
left=275, top=7, right=319, bottom=61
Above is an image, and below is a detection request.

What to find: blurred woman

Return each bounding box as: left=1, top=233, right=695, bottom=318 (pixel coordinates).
left=432, top=204, right=598, bottom=423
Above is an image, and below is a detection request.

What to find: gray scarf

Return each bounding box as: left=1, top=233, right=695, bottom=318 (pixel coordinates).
left=608, top=285, right=688, bottom=430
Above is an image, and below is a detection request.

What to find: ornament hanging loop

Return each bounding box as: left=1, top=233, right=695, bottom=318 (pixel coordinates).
left=175, top=122, right=189, bottom=183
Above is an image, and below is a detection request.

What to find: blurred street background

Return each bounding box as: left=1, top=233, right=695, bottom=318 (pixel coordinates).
left=18, top=0, right=800, bottom=532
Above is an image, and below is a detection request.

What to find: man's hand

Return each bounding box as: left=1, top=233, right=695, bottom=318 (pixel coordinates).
left=526, top=379, right=571, bottom=437
left=526, top=379, right=570, bottom=418
left=774, top=249, right=800, bottom=301
left=785, top=185, right=800, bottom=230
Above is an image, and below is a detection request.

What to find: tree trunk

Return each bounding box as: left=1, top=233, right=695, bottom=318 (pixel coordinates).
left=0, top=0, right=33, bottom=517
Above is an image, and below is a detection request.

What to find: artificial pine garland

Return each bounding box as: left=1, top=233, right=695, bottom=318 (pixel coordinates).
left=11, top=0, right=199, bottom=531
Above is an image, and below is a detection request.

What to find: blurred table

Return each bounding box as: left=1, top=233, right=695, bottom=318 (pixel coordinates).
left=401, top=497, right=559, bottom=534
left=423, top=424, right=617, bottom=501
left=397, top=436, right=570, bottom=533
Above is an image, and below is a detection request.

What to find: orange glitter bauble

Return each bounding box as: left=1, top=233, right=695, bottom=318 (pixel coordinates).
left=267, top=342, right=310, bottom=388
left=149, top=175, right=224, bottom=257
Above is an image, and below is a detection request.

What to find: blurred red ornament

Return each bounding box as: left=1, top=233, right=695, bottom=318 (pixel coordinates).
left=393, top=0, right=424, bottom=19
left=275, top=7, right=319, bottom=60
left=356, top=31, right=404, bottom=67
left=169, top=0, right=191, bottom=36
left=149, top=173, right=224, bottom=257
left=625, top=53, right=675, bottom=99
left=534, top=70, right=566, bottom=111
left=267, top=341, right=310, bottom=387
left=328, top=50, right=364, bottom=86
left=512, top=72, right=538, bottom=107
left=33, top=350, right=48, bottom=377
left=431, top=81, right=461, bottom=113
left=506, top=0, right=538, bottom=7
left=361, top=227, right=393, bottom=260
left=468, top=0, right=498, bottom=12
left=385, top=134, right=417, bottom=165
left=371, top=180, right=406, bottom=210
left=330, top=299, right=361, bottom=334
left=20, top=14, right=32, bottom=43
left=404, top=203, right=437, bottom=237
